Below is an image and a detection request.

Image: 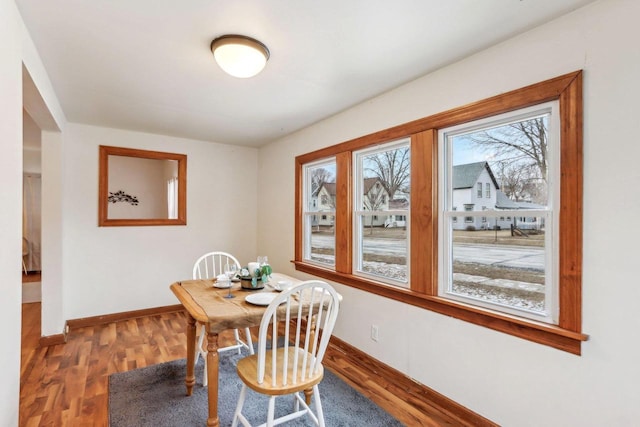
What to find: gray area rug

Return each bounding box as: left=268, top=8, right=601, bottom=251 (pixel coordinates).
left=109, top=352, right=403, bottom=426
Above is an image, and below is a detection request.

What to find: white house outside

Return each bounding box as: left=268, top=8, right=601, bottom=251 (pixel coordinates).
left=310, top=161, right=541, bottom=232
left=312, top=182, right=336, bottom=227
left=312, top=178, right=397, bottom=228
left=384, top=197, right=409, bottom=228
left=452, top=161, right=544, bottom=231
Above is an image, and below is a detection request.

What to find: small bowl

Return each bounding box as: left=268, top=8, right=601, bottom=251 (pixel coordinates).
left=276, top=280, right=292, bottom=292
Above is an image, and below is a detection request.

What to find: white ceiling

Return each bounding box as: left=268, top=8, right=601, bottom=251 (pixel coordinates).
left=16, top=0, right=595, bottom=147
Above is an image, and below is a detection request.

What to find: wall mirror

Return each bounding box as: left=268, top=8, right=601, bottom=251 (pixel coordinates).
left=98, top=145, right=187, bottom=226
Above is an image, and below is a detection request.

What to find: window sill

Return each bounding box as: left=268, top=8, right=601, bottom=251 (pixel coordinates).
left=293, top=261, right=588, bottom=355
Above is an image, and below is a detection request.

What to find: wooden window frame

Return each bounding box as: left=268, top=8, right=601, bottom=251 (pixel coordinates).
left=294, top=71, right=587, bottom=354
left=439, top=101, right=558, bottom=324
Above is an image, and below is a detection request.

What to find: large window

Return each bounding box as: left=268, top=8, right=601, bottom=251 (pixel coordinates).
left=354, top=139, right=410, bottom=286
left=295, top=72, right=586, bottom=354
left=439, top=102, right=558, bottom=322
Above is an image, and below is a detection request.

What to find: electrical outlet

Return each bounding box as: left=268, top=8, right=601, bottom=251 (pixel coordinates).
left=371, top=325, right=379, bottom=342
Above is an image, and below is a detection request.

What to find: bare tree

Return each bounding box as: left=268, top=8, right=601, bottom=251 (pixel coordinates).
left=498, top=162, right=547, bottom=204
left=362, top=180, right=387, bottom=234
left=362, top=181, right=386, bottom=211
left=310, top=167, right=334, bottom=195
left=468, top=116, right=548, bottom=204
left=469, top=117, right=548, bottom=181
left=364, top=146, right=410, bottom=200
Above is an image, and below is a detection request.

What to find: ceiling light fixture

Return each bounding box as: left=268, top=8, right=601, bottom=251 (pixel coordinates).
left=210, top=34, right=270, bottom=78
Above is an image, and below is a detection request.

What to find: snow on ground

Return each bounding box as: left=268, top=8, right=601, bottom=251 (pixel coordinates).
left=309, top=254, right=544, bottom=312
left=451, top=283, right=544, bottom=312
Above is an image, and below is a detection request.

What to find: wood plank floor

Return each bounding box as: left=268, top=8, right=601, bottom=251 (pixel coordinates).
left=22, top=271, right=42, bottom=283
left=19, top=303, right=481, bottom=426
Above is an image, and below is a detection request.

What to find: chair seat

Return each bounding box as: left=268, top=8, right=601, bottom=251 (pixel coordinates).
left=236, top=347, right=324, bottom=396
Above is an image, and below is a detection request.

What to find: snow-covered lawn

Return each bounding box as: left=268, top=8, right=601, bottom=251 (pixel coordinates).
left=309, top=253, right=544, bottom=312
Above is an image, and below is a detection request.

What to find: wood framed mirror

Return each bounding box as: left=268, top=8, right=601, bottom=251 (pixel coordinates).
left=98, top=145, right=187, bottom=226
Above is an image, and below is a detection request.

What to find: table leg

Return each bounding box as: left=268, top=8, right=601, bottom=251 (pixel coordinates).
left=206, top=328, right=220, bottom=427
left=185, top=314, right=196, bottom=396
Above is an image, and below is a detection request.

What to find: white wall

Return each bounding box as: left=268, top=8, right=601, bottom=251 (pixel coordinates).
left=23, top=148, right=41, bottom=174
left=107, top=156, right=168, bottom=219
left=23, top=110, right=41, bottom=173
left=41, top=130, right=65, bottom=335
left=1, top=0, right=66, bottom=422
left=257, top=0, right=640, bottom=425
left=57, top=123, right=259, bottom=322
left=0, top=1, right=24, bottom=424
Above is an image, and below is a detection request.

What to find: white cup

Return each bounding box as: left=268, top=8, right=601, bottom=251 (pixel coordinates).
left=277, top=280, right=292, bottom=292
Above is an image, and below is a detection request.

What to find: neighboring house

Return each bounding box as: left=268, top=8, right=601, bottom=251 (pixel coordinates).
left=312, top=182, right=337, bottom=227
left=494, top=190, right=546, bottom=230
left=312, top=162, right=542, bottom=231
left=313, top=178, right=393, bottom=227
left=452, top=161, right=543, bottom=231
left=384, top=197, right=409, bottom=228
left=451, top=161, right=499, bottom=230
left=361, top=178, right=390, bottom=227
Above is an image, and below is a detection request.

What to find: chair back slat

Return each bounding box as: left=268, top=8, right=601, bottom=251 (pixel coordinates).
left=192, top=251, right=240, bottom=280
left=255, top=280, right=340, bottom=387
left=271, top=318, right=277, bottom=385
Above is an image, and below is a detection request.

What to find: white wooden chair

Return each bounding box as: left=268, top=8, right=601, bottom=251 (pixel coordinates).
left=192, top=251, right=254, bottom=386
left=232, top=280, right=340, bottom=427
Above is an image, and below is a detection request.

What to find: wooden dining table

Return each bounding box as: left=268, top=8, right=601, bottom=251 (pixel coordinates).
left=170, top=272, right=302, bottom=427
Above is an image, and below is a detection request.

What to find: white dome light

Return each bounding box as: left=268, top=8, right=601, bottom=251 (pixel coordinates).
left=211, top=35, right=270, bottom=78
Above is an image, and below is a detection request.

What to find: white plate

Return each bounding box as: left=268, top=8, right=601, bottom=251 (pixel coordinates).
left=213, top=281, right=232, bottom=289
left=245, top=292, right=282, bottom=306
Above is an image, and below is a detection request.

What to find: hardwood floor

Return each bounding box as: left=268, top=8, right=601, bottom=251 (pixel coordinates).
left=20, top=303, right=492, bottom=426
left=22, top=271, right=42, bottom=283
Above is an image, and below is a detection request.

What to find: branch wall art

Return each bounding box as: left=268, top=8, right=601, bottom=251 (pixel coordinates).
left=108, top=190, right=139, bottom=206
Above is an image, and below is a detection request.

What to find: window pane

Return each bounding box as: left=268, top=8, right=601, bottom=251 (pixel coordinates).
left=307, top=162, right=336, bottom=212
left=358, top=143, right=410, bottom=212
left=307, top=214, right=335, bottom=265
left=358, top=214, right=408, bottom=283
left=304, top=160, right=336, bottom=267
left=448, top=215, right=547, bottom=313
left=354, top=140, right=410, bottom=285
left=452, top=115, right=549, bottom=208
left=442, top=104, right=555, bottom=321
